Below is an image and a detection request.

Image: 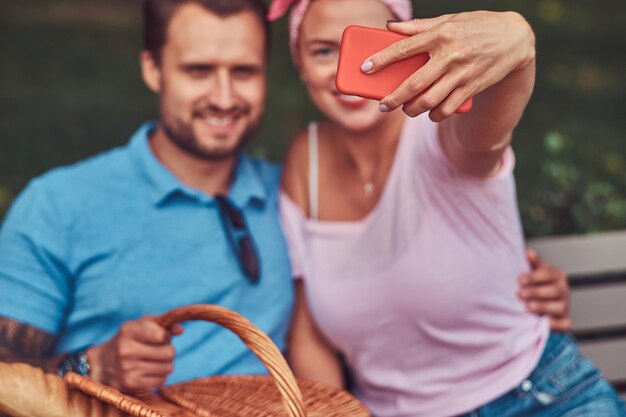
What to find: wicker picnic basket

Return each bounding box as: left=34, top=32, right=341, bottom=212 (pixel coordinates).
left=64, top=304, right=370, bottom=417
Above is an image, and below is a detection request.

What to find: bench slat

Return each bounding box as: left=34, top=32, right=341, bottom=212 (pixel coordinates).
left=570, top=285, right=626, bottom=332
left=528, top=231, right=626, bottom=276
left=578, top=338, right=626, bottom=383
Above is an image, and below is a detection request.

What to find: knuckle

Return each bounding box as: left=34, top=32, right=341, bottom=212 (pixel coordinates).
left=420, top=94, right=439, bottom=110
left=153, top=329, right=167, bottom=343
left=545, top=266, right=559, bottom=279
left=460, top=81, right=474, bottom=96
left=120, top=360, right=134, bottom=373
left=117, top=341, right=131, bottom=358
left=407, top=77, right=425, bottom=94
left=452, top=47, right=468, bottom=62
left=140, top=316, right=156, bottom=328
left=457, top=71, right=471, bottom=87
left=122, top=375, right=136, bottom=389
left=439, top=23, right=458, bottom=44
left=119, top=323, right=132, bottom=337
left=395, top=40, right=412, bottom=59
left=165, top=345, right=176, bottom=360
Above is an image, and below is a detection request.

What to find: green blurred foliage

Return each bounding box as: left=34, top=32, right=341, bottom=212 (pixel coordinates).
left=0, top=0, right=625, bottom=237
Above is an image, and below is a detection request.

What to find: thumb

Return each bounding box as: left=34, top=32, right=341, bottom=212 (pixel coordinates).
left=386, top=15, right=453, bottom=36
left=526, top=249, right=546, bottom=270
left=169, top=324, right=185, bottom=336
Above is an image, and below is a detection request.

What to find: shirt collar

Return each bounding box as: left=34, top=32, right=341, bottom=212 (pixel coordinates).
left=129, top=121, right=268, bottom=208
left=229, top=153, right=268, bottom=209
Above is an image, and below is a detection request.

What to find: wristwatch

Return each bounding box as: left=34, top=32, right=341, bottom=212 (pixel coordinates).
left=57, top=349, right=90, bottom=377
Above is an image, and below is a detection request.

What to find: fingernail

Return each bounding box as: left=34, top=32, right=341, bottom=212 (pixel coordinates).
left=361, top=60, right=373, bottom=73
left=379, top=103, right=390, bottom=112
left=527, top=302, right=538, bottom=311
left=387, top=19, right=401, bottom=25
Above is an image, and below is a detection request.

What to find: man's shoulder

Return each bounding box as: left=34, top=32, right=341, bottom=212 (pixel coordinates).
left=1, top=144, right=136, bottom=235
left=39, top=145, right=128, bottom=187
left=21, top=145, right=135, bottom=210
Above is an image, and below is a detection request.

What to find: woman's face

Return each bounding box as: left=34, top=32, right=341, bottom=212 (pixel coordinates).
left=298, top=0, right=396, bottom=131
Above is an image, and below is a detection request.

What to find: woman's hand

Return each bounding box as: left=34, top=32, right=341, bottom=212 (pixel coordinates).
left=362, top=11, right=535, bottom=121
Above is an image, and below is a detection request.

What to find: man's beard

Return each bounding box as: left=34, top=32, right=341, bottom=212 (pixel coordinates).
left=161, top=105, right=262, bottom=162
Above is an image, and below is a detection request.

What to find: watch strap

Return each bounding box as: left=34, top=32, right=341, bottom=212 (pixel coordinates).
left=58, top=349, right=90, bottom=377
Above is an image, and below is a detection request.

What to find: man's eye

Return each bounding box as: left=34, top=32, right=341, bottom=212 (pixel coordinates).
left=232, top=67, right=257, bottom=78
left=186, top=65, right=211, bottom=76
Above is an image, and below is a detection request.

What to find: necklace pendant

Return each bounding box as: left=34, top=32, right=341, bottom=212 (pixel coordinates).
left=364, top=182, right=375, bottom=197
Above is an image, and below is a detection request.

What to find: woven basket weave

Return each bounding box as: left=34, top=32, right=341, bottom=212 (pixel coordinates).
left=65, top=305, right=370, bottom=417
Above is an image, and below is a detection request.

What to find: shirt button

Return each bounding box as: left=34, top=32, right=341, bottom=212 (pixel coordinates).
left=521, top=379, right=533, bottom=392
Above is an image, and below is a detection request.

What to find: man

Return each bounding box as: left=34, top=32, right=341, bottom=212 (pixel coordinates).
left=0, top=0, right=292, bottom=392
left=0, top=0, right=570, bottom=394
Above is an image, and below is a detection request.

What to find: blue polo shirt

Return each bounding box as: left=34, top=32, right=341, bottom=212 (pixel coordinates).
left=0, top=122, right=294, bottom=383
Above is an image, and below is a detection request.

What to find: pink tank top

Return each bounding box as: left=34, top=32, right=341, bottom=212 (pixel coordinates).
left=279, top=114, right=549, bottom=417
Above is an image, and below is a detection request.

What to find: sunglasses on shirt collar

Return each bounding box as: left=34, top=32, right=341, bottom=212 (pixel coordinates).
left=215, top=195, right=260, bottom=283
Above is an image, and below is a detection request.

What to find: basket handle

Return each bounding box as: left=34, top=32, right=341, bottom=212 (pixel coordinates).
left=155, top=304, right=307, bottom=417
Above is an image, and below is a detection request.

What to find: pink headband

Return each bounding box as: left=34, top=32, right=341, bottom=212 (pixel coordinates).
left=268, top=0, right=413, bottom=67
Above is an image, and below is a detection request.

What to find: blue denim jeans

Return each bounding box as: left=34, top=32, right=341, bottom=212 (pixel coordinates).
left=458, top=332, right=626, bottom=417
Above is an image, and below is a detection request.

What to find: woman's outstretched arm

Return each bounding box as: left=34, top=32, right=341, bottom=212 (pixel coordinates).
left=365, top=11, right=536, bottom=177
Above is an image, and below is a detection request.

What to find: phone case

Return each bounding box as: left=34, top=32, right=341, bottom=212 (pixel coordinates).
left=336, top=25, right=472, bottom=113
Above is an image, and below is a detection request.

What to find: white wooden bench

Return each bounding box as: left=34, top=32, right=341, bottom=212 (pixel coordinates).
left=529, top=230, right=626, bottom=399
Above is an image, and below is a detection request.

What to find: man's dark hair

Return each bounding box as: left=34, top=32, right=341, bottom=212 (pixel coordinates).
left=143, top=0, right=270, bottom=63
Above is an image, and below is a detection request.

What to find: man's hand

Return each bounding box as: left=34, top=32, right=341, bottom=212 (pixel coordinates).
left=87, top=316, right=184, bottom=393
left=518, top=250, right=572, bottom=332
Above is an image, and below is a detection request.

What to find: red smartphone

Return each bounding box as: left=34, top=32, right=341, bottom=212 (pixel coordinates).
left=336, top=25, right=472, bottom=113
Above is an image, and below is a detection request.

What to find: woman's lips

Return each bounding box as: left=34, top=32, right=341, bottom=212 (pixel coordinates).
left=334, top=92, right=369, bottom=109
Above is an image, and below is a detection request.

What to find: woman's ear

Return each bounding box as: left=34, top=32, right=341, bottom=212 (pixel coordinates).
left=140, top=50, right=162, bottom=93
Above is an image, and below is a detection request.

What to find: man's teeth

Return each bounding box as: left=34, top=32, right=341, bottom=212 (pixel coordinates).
left=206, top=116, right=235, bottom=126
left=339, top=94, right=363, bottom=102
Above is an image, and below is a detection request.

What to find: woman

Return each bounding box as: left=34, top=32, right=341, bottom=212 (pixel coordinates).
left=271, top=0, right=625, bottom=416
